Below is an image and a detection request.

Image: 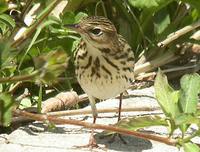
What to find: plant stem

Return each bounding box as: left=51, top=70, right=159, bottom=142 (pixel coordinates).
left=46, top=106, right=160, bottom=117
left=37, top=84, right=43, bottom=113
left=0, top=71, right=39, bottom=84
left=100, top=0, right=108, bottom=18
left=14, top=109, right=177, bottom=146
left=134, top=51, right=179, bottom=75
left=158, top=19, right=200, bottom=47
left=180, top=130, right=200, bottom=144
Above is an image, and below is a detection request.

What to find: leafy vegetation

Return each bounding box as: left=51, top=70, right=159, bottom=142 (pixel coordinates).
left=0, top=0, right=200, bottom=151
left=117, top=71, right=200, bottom=151
left=155, top=70, right=200, bottom=151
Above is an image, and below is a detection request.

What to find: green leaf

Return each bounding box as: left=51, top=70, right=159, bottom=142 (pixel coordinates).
left=128, top=0, right=158, bottom=9
left=0, top=0, right=8, bottom=13
left=61, top=11, right=87, bottom=25
left=0, top=14, right=15, bottom=28
left=34, top=50, right=69, bottom=84
left=154, top=8, right=170, bottom=34
left=20, top=67, right=34, bottom=75
left=18, top=19, right=58, bottom=69
left=0, top=93, right=14, bottom=126
left=75, top=12, right=88, bottom=23
left=175, top=113, right=199, bottom=134
left=0, top=20, right=6, bottom=34
left=62, top=11, right=75, bottom=24
left=102, top=115, right=167, bottom=136
left=19, top=98, right=32, bottom=109
left=117, top=115, right=167, bottom=130
left=191, top=9, right=200, bottom=21
left=183, top=142, right=200, bottom=152
left=128, top=0, right=174, bottom=12
left=154, top=69, right=180, bottom=119
left=175, top=114, right=200, bottom=126
left=179, top=73, right=200, bottom=113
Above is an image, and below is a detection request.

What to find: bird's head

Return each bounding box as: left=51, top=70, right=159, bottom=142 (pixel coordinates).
left=64, top=16, right=118, bottom=48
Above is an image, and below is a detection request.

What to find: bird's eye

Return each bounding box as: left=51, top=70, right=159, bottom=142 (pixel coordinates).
left=90, top=28, right=103, bottom=36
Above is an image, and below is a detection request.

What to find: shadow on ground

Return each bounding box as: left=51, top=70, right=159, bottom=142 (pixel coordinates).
left=94, top=132, right=152, bottom=152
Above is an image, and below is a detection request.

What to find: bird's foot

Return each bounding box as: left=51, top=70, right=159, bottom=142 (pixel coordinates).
left=74, top=134, right=106, bottom=150
left=88, top=135, right=99, bottom=148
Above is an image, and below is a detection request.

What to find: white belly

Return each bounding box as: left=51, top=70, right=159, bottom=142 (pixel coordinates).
left=77, top=67, right=131, bottom=99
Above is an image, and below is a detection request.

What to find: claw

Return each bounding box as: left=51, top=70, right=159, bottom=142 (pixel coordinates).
left=74, top=134, right=106, bottom=150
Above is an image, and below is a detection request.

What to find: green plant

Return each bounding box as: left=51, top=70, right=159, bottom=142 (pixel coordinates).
left=155, top=70, right=200, bottom=151
left=117, top=70, right=200, bottom=152
left=0, top=2, right=200, bottom=150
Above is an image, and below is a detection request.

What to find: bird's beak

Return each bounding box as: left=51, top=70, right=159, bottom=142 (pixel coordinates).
left=64, top=24, right=80, bottom=32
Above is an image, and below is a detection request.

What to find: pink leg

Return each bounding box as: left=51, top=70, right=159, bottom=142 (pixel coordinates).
left=88, top=116, right=98, bottom=147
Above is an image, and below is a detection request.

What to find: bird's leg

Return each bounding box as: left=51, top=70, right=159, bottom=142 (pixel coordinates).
left=88, top=115, right=97, bottom=147
left=87, top=96, right=98, bottom=147
left=87, top=94, right=126, bottom=145
left=75, top=96, right=99, bottom=149
left=118, top=93, right=123, bottom=122
left=107, top=93, right=127, bottom=144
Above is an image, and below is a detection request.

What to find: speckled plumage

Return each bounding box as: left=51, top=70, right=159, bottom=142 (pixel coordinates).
left=75, top=35, right=134, bottom=100
left=71, top=16, right=135, bottom=147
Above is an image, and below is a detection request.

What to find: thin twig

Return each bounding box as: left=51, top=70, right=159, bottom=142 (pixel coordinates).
left=46, top=106, right=161, bottom=117
left=10, top=106, right=161, bottom=125
left=136, top=64, right=200, bottom=80
left=14, top=109, right=177, bottom=146
left=134, top=51, right=179, bottom=75
left=0, top=71, right=39, bottom=83
left=158, top=19, right=200, bottom=47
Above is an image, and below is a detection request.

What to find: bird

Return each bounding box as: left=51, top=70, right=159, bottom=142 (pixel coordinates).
left=65, top=16, right=135, bottom=147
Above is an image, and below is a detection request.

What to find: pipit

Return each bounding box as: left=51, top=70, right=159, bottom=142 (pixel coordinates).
left=65, top=16, right=135, bottom=147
